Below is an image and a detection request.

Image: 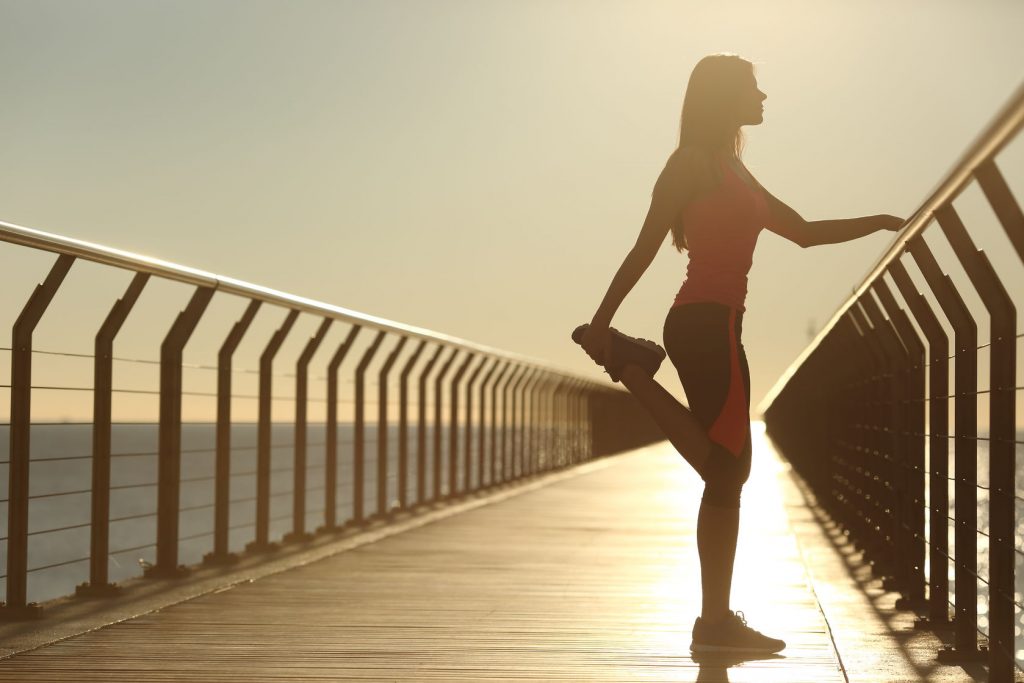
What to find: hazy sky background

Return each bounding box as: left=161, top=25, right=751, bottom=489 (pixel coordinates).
left=1, top=0, right=1023, bottom=423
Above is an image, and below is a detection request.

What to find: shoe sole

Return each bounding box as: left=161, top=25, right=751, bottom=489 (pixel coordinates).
left=571, top=324, right=666, bottom=381
left=689, top=642, right=785, bottom=654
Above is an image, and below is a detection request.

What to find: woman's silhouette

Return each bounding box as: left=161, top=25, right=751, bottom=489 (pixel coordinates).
left=573, top=53, right=904, bottom=653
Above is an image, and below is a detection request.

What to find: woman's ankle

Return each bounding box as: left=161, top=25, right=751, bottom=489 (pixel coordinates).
left=699, top=609, right=731, bottom=624
left=619, top=362, right=650, bottom=385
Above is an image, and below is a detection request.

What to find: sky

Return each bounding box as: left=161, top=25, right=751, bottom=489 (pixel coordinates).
left=1, top=0, right=1023, bottom=424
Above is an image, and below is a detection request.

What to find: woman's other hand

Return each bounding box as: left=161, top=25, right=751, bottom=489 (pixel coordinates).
left=580, top=324, right=612, bottom=367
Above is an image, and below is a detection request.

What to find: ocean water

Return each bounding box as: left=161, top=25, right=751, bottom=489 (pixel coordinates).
left=930, top=431, right=1024, bottom=664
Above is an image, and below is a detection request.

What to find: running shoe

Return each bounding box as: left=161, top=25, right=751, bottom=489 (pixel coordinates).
left=571, top=323, right=667, bottom=383
left=689, top=610, right=786, bottom=654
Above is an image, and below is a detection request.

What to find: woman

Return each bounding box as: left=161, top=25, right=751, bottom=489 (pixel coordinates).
left=572, top=53, right=904, bottom=654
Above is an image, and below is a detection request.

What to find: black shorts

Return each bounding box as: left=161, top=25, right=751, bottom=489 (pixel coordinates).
left=662, top=301, right=752, bottom=506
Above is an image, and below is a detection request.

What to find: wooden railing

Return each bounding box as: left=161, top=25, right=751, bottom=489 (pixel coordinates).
left=0, top=221, right=662, bottom=617
left=760, top=80, right=1024, bottom=681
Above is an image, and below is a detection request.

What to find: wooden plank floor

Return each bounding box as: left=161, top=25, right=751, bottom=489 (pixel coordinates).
left=0, top=435, right=844, bottom=682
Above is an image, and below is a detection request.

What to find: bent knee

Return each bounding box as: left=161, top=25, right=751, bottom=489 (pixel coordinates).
left=699, top=441, right=751, bottom=508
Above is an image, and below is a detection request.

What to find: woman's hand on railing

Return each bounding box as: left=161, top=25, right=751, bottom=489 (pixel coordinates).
left=878, top=214, right=907, bottom=232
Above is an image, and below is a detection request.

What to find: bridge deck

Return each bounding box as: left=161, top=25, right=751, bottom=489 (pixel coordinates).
left=0, top=427, right=970, bottom=682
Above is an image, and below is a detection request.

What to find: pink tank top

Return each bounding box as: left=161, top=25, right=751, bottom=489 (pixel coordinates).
left=672, top=155, right=772, bottom=312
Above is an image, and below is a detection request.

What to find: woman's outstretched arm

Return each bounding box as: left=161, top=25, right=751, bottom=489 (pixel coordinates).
left=802, top=214, right=905, bottom=246
left=760, top=185, right=904, bottom=247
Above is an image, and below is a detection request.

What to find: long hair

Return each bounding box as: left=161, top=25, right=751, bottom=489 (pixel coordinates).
left=669, top=53, right=755, bottom=253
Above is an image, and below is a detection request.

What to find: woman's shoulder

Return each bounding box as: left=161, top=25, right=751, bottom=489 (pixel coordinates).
left=663, top=146, right=721, bottom=181
left=655, top=146, right=720, bottom=200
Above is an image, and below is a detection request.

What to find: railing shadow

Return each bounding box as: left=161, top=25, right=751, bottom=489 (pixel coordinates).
left=788, top=465, right=988, bottom=682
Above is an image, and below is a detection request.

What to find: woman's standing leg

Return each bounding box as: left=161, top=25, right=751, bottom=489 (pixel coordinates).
left=695, top=340, right=751, bottom=622
left=662, top=303, right=752, bottom=623
left=696, top=495, right=740, bottom=621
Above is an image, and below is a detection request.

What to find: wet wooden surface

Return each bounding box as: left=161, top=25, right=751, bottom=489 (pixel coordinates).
left=0, top=434, right=846, bottom=682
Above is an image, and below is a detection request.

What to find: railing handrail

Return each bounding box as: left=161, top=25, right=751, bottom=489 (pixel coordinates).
left=756, top=78, right=1024, bottom=417
left=0, top=219, right=598, bottom=386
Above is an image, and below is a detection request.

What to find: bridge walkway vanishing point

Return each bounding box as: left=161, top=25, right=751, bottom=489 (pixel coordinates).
left=0, top=427, right=979, bottom=682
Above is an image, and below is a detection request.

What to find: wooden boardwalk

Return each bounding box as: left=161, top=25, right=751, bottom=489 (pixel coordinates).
left=0, top=427, right=971, bottom=682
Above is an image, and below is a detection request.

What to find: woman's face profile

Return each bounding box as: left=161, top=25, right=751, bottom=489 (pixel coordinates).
left=737, top=71, right=767, bottom=127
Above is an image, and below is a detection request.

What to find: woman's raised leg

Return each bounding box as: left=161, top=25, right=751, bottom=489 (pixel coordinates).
left=618, top=363, right=711, bottom=476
